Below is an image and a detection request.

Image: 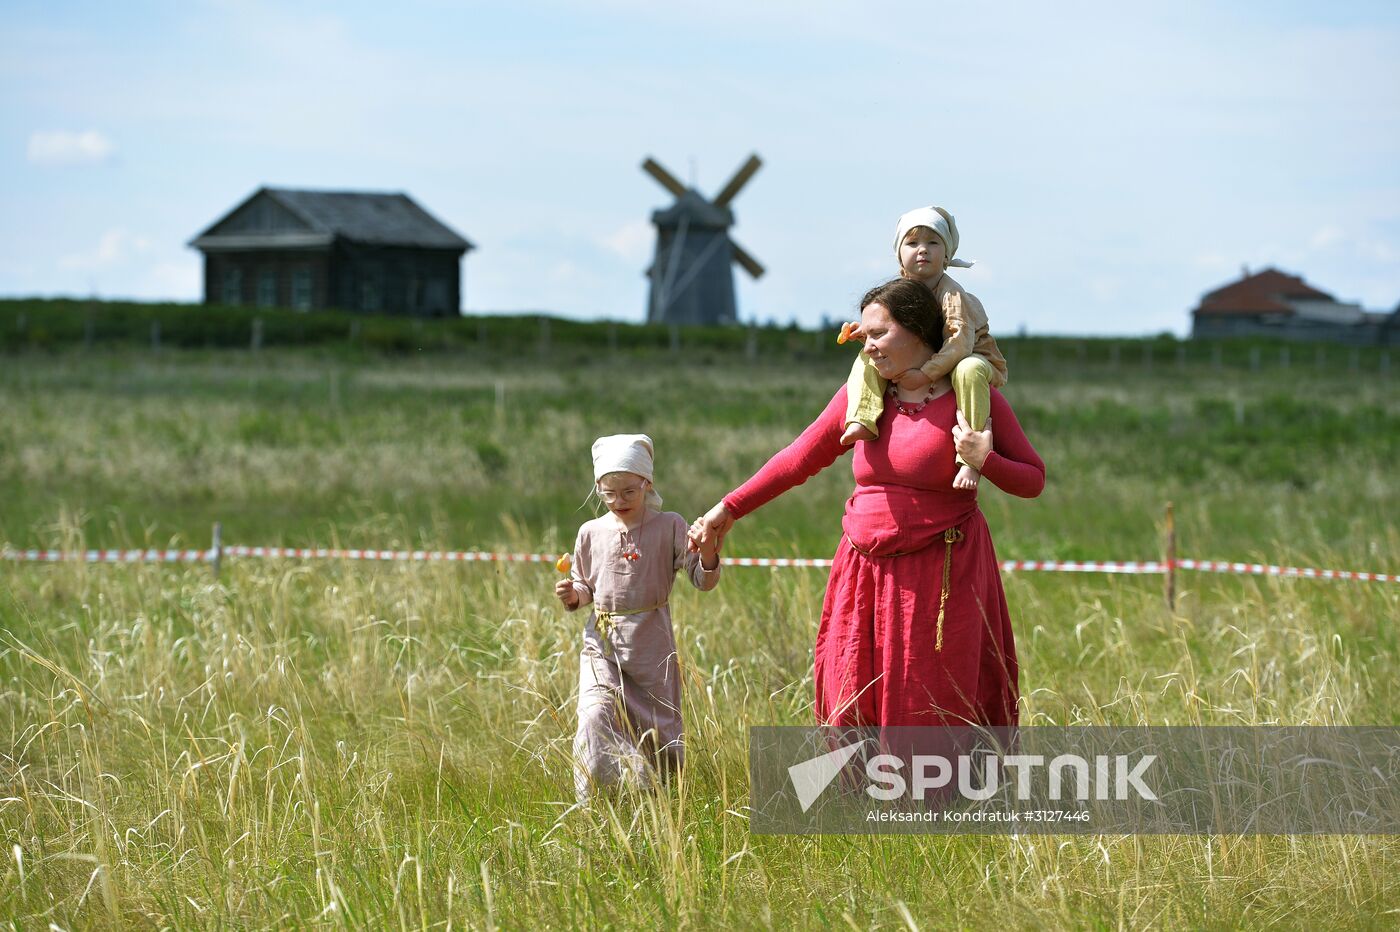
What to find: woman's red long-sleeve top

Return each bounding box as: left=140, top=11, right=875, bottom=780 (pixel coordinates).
left=723, top=385, right=1043, bottom=555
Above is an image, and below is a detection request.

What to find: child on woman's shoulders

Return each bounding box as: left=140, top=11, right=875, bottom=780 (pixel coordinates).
left=840, top=205, right=1008, bottom=490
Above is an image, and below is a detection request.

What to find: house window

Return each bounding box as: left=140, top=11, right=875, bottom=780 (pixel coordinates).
left=222, top=268, right=243, bottom=306
left=257, top=269, right=277, bottom=308
left=291, top=269, right=312, bottom=311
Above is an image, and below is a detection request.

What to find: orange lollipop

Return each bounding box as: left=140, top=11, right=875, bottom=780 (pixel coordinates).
left=555, top=552, right=572, bottom=574
left=837, top=321, right=855, bottom=345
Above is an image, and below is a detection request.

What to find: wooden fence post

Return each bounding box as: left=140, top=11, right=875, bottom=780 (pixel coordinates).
left=1164, top=502, right=1176, bottom=611
left=211, top=522, right=223, bottom=579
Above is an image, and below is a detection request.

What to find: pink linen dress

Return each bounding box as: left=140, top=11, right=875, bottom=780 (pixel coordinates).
left=565, top=510, right=721, bottom=800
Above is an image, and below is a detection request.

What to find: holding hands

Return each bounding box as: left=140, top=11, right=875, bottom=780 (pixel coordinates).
left=687, top=502, right=734, bottom=561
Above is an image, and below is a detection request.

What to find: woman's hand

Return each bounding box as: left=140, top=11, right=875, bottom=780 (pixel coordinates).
left=687, top=502, right=735, bottom=553
left=951, top=409, right=993, bottom=470
left=554, top=577, right=580, bottom=610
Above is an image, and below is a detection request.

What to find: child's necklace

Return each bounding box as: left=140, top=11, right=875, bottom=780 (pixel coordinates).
left=616, top=511, right=648, bottom=563
left=889, top=384, right=933, bottom=416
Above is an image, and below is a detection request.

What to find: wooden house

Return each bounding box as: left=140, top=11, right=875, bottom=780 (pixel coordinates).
left=189, top=187, right=474, bottom=316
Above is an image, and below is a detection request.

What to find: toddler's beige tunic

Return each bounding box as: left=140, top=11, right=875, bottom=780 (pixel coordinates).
left=565, top=510, right=720, bottom=800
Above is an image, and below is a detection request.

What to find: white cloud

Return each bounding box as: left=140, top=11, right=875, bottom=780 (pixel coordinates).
left=59, top=229, right=152, bottom=270
left=1310, top=225, right=1345, bottom=249
left=26, top=129, right=115, bottom=166
left=598, top=220, right=653, bottom=263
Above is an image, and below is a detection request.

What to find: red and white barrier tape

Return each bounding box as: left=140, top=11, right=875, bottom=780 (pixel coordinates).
left=1176, top=558, right=1395, bottom=583
left=1, top=548, right=1394, bottom=583
left=0, top=549, right=212, bottom=564
left=999, top=560, right=1166, bottom=575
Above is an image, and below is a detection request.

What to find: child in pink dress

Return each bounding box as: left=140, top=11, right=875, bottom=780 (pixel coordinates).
left=554, top=434, right=722, bottom=802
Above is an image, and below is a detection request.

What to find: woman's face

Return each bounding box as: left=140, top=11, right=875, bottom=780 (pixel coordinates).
left=860, top=302, right=932, bottom=381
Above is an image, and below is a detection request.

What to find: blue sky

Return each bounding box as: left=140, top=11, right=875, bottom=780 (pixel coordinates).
left=3, top=0, right=1398, bottom=334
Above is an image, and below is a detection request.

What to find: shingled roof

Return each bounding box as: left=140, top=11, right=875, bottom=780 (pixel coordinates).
left=1194, top=267, right=1332, bottom=316
left=191, top=187, right=473, bottom=251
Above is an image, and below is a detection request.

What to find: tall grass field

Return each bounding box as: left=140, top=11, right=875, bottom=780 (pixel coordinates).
left=2, top=336, right=1398, bottom=928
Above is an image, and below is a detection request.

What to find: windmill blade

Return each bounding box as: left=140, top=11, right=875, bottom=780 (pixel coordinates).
left=713, top=154, right=762, bottom=208
left=641, top=157, right=687, bottom=198
left=731, top=240, right=765, bottom=279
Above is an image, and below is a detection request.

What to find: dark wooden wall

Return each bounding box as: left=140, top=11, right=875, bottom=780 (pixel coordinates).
left=203, top=245, right=462, bottom=316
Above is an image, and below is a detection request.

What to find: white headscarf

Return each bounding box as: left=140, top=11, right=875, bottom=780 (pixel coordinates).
left=894, top=206, right=974, bottom=270
left=591, top=433, right=663, bottom=510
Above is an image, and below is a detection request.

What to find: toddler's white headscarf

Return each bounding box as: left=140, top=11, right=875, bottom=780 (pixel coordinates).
left=592, top=433, right=663, bottom=510
left=894, top=206, right=974, bottom=270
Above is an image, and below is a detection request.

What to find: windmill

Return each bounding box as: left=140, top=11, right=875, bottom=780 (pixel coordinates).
left=641, top=153, right=764, bottom=325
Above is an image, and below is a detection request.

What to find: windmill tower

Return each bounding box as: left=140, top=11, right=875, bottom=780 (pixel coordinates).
left=641, top=153, right=765, bottom=325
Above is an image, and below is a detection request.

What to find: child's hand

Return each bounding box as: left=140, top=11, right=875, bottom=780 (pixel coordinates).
left=555, top=577, right=580, bottom=610
left=698, top=528, right=722, bottom=570
left=839, top=321, right=866, bottom=344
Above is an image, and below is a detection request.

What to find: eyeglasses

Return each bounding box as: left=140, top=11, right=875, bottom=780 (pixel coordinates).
left=598, top=485, right=646, bottom=503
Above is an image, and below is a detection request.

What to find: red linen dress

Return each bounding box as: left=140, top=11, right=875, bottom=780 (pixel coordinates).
left=723, top=385, right=1044, bottom=728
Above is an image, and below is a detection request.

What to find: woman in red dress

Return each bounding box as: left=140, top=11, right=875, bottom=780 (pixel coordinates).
left=691, top=279, right=1045, bottom=728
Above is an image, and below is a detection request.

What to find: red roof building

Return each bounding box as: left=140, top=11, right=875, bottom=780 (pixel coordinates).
left=1190, top=267, right=1391, bottom=345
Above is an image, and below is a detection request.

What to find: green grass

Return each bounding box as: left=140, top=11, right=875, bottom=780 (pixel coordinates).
left=1, top=345, right=1398, bottom=928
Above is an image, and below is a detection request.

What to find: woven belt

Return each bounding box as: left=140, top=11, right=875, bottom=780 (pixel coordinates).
left=593, top=600, right=667, bottom=654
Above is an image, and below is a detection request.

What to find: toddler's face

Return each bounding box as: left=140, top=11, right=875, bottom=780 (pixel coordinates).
left=597, top=472, right=650, bottom=520
left=899, top=227, right=947, bottom=282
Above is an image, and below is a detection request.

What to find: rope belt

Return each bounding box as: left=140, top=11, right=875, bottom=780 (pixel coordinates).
left=593, top=600, right=667, bottom=654
left=935, top=527, right=965, bottom=652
